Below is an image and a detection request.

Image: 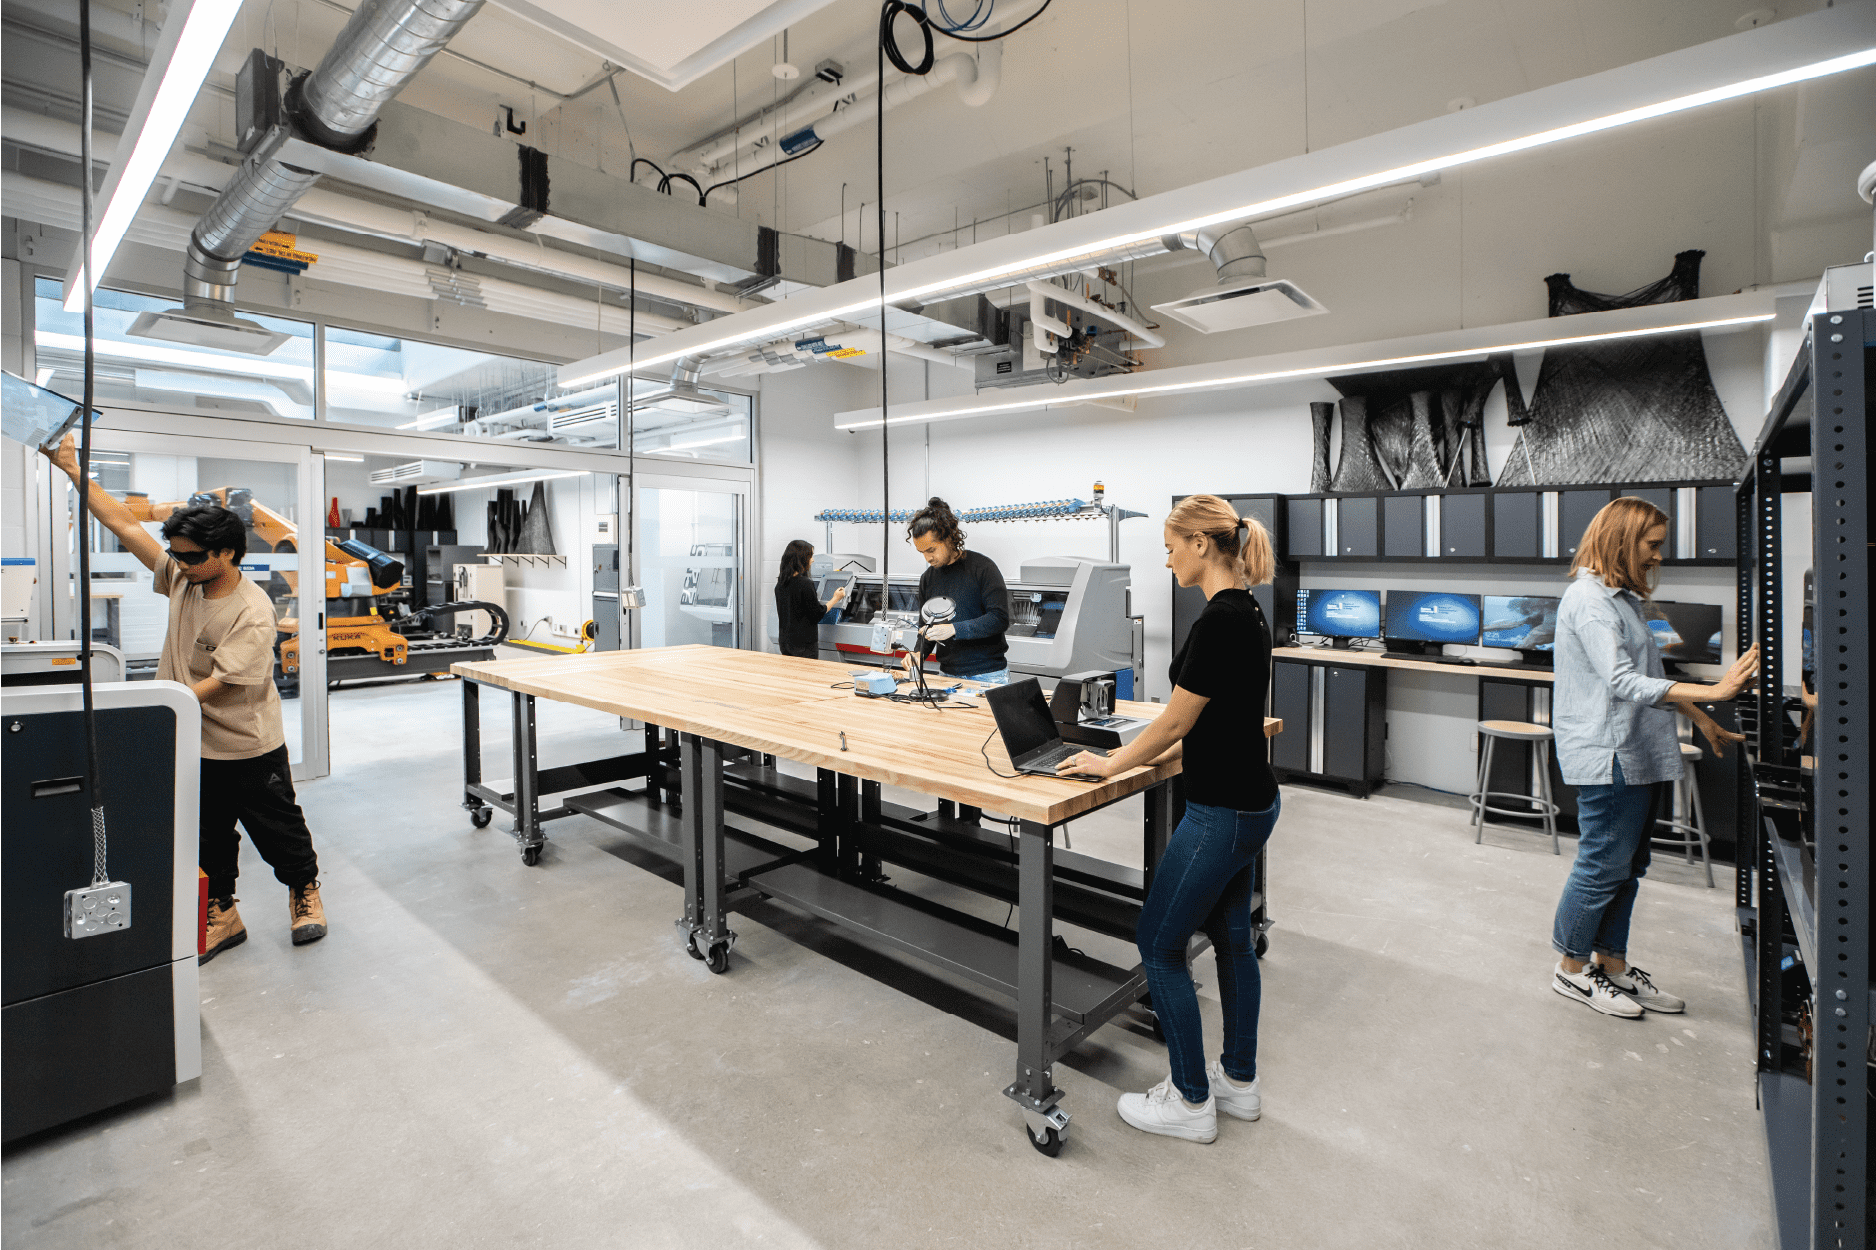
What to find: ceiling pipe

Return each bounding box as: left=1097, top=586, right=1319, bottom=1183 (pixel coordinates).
left=1163, top=223, right=1267, bottom=283
left=777, top=47, right=1000, bottom=157
left=184, top=0, right=487, bottom=312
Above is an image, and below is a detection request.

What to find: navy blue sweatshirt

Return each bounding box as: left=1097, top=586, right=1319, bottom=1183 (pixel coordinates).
left=916, top=550, right=1009, bottom=677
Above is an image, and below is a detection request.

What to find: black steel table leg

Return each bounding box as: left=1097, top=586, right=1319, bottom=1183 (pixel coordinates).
left=679, top=733, right=734, bottom=972
left=1006, top=817, right=1070, bottom=1154
left=816, top=769, right=840, bottom=868
left=859, top=781, right=886, bottom=881
left=461, top=679, right=487, bottom=823
left=511, top=691, right=544, bottom=863
left=645, top=723, right=663, bottom=805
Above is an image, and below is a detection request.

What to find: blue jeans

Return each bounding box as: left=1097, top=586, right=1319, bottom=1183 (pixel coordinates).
left=1137, top=796, right=1279, bottom=1104
left=1552, top=758, right=1661, bottom=960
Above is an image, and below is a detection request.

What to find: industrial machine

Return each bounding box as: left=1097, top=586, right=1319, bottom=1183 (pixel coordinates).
left=118, top=488, right=507, bottom=685
left=2, top=681, right=202, bottom=1143
left=2, top=641, right=126, bottom=686
left=819, top=556, right=1142, bottom=696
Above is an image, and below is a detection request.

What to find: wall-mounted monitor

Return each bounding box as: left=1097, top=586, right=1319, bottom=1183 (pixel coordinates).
left=1482, top=595, right=1561, bottom=651
left=1384, top=592, right=1483, bottom=645
left=1642, top=600, right=1723, bottom=666
left=1297, top=588, right=1381, bottom=639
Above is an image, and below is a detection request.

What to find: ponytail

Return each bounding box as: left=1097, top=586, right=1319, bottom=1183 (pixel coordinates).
left=906, top=496, right=965, bottom=550
left=1165, top=494, right=1273, bottom=587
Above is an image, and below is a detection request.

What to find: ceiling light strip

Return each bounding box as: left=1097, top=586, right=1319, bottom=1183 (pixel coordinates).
left=416, top=469, right=588, bottom=496
left=832, top=312, right=1775, bottom=431
left=61, top=0, right=245, bottom=312
left=556, top=10, right=1874, bottom=390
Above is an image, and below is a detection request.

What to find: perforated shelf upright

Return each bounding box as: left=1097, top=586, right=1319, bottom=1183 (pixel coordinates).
left=1736, top=306, right=1871, bottom=1250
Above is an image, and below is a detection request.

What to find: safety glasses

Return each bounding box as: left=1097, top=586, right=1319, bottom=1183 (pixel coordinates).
left=167, top=548, right=214, bottom=567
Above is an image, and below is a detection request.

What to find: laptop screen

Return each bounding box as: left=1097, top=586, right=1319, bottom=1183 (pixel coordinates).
left=987, top=678, right=1060, bottom=761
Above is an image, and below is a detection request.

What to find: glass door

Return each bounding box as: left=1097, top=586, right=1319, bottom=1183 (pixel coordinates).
left=631, top=472, right=749, bottom=651
left=61, top=430, right=329, bottom=779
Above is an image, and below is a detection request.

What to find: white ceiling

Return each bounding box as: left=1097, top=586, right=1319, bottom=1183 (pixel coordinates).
left=489, top=0, right=843, bottom=91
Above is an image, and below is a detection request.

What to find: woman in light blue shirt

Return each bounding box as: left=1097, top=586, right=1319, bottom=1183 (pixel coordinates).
left=1548, top=498, right=1758, bottom=1018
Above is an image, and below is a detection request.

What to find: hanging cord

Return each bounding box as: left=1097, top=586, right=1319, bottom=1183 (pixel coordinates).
left=626, top=258, right=635, bottom=629
left=77, top=0, right=109, bottom=888
left=877, top=6, right=891, bottom=597
left=932, top=0, right=1051, bottom=41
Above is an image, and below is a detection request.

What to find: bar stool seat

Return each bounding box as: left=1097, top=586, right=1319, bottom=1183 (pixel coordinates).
left=1652, top=742, right=1714, bottom=888
left=1471, top=720, right=1562, bottom=854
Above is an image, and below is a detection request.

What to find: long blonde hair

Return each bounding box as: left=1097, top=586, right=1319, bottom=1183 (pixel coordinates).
left=1166, top=494, right=1274, bottom=587
left=1570, top=496, right=1669, bottom=597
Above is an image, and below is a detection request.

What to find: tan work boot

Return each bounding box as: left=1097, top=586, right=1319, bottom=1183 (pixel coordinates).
left=201, top=897, right=247, bottom=964
left=288, top=881, right=327, bottom=946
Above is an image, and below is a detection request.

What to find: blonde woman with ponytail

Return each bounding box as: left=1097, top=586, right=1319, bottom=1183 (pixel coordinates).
left=1060, top=495, right=1280, bottom=1144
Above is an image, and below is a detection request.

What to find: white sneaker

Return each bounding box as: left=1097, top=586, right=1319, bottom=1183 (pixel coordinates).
left=1117, top=1076, right=1218, bottom=1143
left=1600, top=964, right=1686, bottom=1014
left=1552, top=962, right=1644, bottom=1018
left=1207, top=1060, right=1261, bottom=1121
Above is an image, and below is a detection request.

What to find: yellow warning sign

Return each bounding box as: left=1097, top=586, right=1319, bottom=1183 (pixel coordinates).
left=826, top=347, right=866, bottom=359
left=248, top=231, right=319, bottom=265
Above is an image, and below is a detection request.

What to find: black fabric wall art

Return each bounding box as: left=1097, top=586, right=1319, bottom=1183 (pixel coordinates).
left=1496, top=250, right=1746, bottom=486
left=1321, top=359, right=1509, bottom=492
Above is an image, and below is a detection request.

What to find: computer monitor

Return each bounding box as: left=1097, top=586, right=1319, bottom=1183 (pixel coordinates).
left=1642, top=600, right=1723, bottom=665
left=1482, top=595, right=1561, bottom=651
left=1384, top=592, right=1482, bottom=645
left=1296, top=589, right=1381, bottom=641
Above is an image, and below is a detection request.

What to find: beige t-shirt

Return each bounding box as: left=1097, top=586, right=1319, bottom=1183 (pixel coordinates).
left=154, top=559, right=286, bottom=760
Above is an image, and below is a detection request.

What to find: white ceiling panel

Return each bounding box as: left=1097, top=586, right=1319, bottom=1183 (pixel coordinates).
left=491, top=0, right=844, bottom=90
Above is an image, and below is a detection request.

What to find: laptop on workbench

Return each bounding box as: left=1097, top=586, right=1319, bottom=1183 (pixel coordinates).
left=985, top=678, right=1107, bottom=780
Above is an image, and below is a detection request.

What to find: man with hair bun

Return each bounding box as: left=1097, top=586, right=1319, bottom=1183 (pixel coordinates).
left=904, top=497, right=1012, bottom=684
left=43, top=434, right=329, bottom=965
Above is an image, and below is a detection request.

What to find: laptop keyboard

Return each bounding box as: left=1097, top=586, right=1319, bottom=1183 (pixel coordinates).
left=1025, top=743, right=1080, bottom=771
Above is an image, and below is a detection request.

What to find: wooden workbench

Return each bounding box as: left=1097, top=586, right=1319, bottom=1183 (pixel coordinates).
left=450, top=644, right=1283, bottom=1158
left=1272, top=644, right=1557, bottom=682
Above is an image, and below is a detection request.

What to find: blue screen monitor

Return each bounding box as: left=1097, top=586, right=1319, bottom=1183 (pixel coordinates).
left=1384, top=592, right=1482, bottom=645
left=1642, top=600, right=1723, bottom=665
left=1297, top=588, right=1381, bottom=639
left=1482, top=595, right=1561, bottom=651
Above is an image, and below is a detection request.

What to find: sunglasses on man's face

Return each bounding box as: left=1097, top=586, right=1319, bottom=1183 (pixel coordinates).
left=167, top=548, right=214, bottom=567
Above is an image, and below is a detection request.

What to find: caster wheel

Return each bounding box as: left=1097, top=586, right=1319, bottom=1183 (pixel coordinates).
left=470, top=807, right=493, bottom=829
left=1254, top=933, right=1270, bottom=958
left=521, top=843, right=544, bottom=866
left=684, top=930, right=705, bottom=961
left=1029, top=1126, right=1065, bottom=1157
left=704, top=943, right=730, bottom=975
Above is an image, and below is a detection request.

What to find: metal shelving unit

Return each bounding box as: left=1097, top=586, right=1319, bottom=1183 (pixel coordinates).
left=1737, top=307, right=1871, bottom=1250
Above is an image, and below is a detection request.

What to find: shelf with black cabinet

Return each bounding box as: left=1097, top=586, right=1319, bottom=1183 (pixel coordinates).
left=1278, top=479, right=1738, bottom=566
left=1267, top=652, right=1386, bottom=798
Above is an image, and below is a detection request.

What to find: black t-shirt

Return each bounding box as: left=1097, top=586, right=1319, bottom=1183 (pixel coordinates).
left=775, top=575, right=823, bottom=658
left=1168, top=588, right=1278, bottom=812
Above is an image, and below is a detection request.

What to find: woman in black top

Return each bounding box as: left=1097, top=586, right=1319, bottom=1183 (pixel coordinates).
left=1060, top=494, right=1280, bottom=1145
left=774, top=539, right=845, bottom=659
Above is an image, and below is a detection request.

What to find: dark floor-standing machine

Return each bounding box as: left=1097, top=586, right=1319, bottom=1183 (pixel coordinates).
left=2, top=682, right=203, bottom=1142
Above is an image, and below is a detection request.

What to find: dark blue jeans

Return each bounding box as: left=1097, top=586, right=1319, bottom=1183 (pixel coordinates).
left=1138, top=796, right=1280, bottom=1104
left=1552, top=758, right=1661, bottom=960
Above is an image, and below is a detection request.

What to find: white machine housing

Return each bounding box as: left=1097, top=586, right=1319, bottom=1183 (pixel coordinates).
left=3, top=641, right=126, bottom=684
left=819, top=556, right=1143, bottom=695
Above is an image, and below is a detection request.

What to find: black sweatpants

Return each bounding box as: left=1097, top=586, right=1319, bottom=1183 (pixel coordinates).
left=200, top=744, right=320, bottom=901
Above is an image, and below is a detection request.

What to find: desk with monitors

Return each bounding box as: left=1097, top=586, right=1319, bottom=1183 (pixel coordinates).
left=1281, top=585, right=1732, bottom=819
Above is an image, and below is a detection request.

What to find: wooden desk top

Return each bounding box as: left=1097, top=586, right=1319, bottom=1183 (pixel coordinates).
left=455, top=645, right=1282, bottom=824
left=1271, top=645, right=1556, bottom=683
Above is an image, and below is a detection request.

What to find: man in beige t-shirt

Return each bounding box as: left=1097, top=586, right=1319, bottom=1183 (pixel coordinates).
left=47, top=435, right=327, bottom=961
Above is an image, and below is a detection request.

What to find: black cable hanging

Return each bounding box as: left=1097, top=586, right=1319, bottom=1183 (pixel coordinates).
left=931, top=0, right=1052, bottom=42
left=76, top=0, right=111, bottom=892
left=877, top=2, right=892, bottom=595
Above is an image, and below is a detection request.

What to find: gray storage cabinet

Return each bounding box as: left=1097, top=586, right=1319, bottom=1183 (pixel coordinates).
left=1268, top=656, right=1385, bottom=797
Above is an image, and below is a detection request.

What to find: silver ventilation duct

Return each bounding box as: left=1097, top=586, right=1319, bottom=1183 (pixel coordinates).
left=1151, top=222, right=1328, bottom=335
left=634, top=356, right=731, bottom=417
left=164, top=0, right=485, bottom=350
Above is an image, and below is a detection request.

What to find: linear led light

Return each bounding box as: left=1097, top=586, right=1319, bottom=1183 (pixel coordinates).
left=557, top=38, right=1876, bottom=391
left=322, top=452, right=364, bottom=462
left=398, top=408, right=464, bottom=430
left=416, top=469, right=587, bottom=496
left=654, top=433, right=746, bottom=452
left=834, top=313, right=1775, bottom=431
left=61, top=0, right=245, bottom=312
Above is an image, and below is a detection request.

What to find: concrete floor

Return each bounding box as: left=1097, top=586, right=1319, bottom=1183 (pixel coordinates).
left=4, top=674, right=1774, bottom=1249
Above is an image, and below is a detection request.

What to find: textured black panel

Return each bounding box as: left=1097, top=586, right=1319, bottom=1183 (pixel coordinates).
left=1493, top=492, right=1542, bottom=558
left=3, top=965, right=177, bottom=1143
